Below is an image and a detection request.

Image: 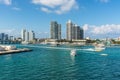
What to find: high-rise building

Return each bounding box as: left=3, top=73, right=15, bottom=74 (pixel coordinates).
left=66, top=20, right=73, bottom=41
left=0, top=33, right=4, bottom=41
left=4, top=34, right=8, bottom=40
left=21, top=29, right=26, bottom=41
left=21, top=29, right=35, bottom=42
left=9, top=36, right=15, bottom=41
left=50, top=21, right=61, bottom=40
left=73, top=25, right=84, bottom=40
left=71, top=24, right=78, bottom=40
left=80, top=27, right=84, bottom=39
left=29, top=30, right=35, bottom=41
left=0, top=33, right=8, bottom=41
left=66, top=20, right=84, bottom=41
left=58, top=24, right=61, bottom=40
left=25, top=31, right=29, bottom=42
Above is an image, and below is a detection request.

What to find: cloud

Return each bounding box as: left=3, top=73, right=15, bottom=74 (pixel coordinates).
left=32, top=0, right=78, bottom=14
left=12, top=7, right=21, bottom=11
left=0, top=0, right=11, bottom=5
left=41, top=7, right=52, bottom=13
left=83, top=24, right=89, bottom=31
left=83, top=24, right=120, bottom=38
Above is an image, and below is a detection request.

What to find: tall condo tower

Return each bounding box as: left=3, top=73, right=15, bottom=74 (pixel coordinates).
left=66, top=20, right=73, bottom=41
left=21, top=29, right=26, bottom=41
left=66, top=20, right=84, bottom=41
left=21, top=29, right=35, bottom=42
left=29, top=30, right=35, bottom=41
left=25, top=31, right=29, bottom=42
left=50, top=21, right=61, bottom=40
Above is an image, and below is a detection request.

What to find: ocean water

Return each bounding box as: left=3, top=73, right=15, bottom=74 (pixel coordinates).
left=0, top=44, right=120, bottom=80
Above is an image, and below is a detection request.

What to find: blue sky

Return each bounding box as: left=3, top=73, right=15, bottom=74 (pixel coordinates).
left=0, top=0, right=120, bottom=39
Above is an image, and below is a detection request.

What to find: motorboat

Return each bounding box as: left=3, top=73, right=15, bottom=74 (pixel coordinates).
left=50, top=43, right=60, bottom=47
left=70, top=49, right=76, bottom=56
left=95, top=47, right=105, bottom=52
left=21, top=41, right=30, bottom=44
left=94, top=43, right=105, bottom=52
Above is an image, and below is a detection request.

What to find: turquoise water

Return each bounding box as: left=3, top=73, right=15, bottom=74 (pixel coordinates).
left=0, top=45, right=120, bottom=80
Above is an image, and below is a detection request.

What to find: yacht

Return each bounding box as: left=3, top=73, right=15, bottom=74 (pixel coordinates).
left=94, top=43, right=105, bottom=52
left=70, top=49, right=76, bottom=56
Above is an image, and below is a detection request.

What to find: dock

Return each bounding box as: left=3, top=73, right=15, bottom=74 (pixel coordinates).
left=0, top=48, right=32, bottom=55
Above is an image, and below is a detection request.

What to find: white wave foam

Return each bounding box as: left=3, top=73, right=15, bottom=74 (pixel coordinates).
left=100, top=53, right=108, bottom=56
left=20, top=45, right=96, bottom=52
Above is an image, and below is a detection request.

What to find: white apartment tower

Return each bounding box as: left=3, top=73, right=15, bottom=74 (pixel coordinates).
left=50, top=21, right=61, bottom=40
left=21, top=29, right=26, bottom=41
left=25, top=31, right=29, bottom=42
left=21, top=29, right=35, bottom=42
left=29, top=30, right=35, bottom=41
left=66, top=20, right=73, bottom=41
left=66, top=20, right=84, bottom=41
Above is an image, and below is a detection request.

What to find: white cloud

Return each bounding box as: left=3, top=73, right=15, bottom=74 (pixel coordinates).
left=12, top=7, right=21, bottom=11
left=83, top=24, right=120, bottom=38
left=41, top=7, right=52, bottom=13
left=0, top=0, right=11, bottom=5
left=32, top=0, right=78, bottom=14
left=83, top=24, right=89, bottom=31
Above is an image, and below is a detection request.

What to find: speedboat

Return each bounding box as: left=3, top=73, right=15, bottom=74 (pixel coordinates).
left=70, top=49, right=76, bottom=56
left=94, top=47, right=105, bottom=52
left=94, top=43, right=105, bottom=52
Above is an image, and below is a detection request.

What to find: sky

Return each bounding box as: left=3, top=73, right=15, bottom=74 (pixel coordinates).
left=0, top=0, right=120, bottom=39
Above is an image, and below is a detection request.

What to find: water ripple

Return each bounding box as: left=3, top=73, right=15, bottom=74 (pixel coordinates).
left=0, top=45, right=120, bottom=80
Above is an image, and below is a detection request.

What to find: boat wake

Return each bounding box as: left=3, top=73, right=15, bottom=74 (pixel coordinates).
left=100, top=53, right=108, bottom=56
left=82, top=48, right=95, bottom=51
left=19, top=45, right=97, bottom=52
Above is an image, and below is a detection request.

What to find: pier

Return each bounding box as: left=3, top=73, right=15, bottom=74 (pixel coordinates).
left=0, top=48, right=32, bottom=55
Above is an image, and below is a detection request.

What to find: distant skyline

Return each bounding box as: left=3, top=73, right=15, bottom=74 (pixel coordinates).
left=0, top=0, right=120, bottom=39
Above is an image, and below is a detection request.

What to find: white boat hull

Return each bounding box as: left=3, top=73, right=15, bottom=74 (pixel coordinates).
left=71, top=49, right=76, bottom=56
left=94, top=47, right=105, bottom=52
